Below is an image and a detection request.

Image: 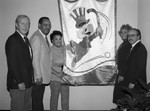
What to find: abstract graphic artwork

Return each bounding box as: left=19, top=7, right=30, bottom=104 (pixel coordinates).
left=58, top=0, right=117, bottom=85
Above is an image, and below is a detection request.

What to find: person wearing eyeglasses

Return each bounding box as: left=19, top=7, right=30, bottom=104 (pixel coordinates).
left=126, top=28, right=147, bottom=90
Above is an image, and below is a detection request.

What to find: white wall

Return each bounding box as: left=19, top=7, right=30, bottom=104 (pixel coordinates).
left=138, top=0, right=150, bottom=83
left=116, top=0, right=138, bottom=47
left=0, top=0, right=61, bottom=110
left=0, top=0, right=145, bottom=110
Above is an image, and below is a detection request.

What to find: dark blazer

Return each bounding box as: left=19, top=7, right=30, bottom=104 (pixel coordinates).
left=125, top=42, right=147, bottom=89
left=5, top=31, right=34, bottom=91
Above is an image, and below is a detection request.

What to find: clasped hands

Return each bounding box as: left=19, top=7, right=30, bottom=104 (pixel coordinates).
left=35, top=77, right=43, bottom=85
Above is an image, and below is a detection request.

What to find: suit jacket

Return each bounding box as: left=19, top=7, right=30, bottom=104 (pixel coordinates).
left=125, top=42, right=147, bottom=88
left=5, top=31, right=34, bottom=91
left=30, top=30, right=51, bottom=84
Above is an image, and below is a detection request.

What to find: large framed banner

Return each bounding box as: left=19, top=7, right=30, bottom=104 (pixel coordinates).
left=58, top=0, right=117, bottom=86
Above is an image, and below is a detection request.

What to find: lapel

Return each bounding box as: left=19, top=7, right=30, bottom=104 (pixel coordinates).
left=37, top=30, right=51, bottom=53
left=127, top=42, right=141, bottom=59
left=15, top=31, right=33, bottom=60
left=15, top=31, right=25, bottom=44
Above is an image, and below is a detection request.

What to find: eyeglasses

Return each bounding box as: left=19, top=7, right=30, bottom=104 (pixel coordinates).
left=128, top=34, right=138, bottom=38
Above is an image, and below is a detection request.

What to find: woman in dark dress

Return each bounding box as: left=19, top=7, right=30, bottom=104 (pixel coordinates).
left=112, top=24, right=132, bottom=110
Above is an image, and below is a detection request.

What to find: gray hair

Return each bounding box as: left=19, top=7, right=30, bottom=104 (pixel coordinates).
left=15, top=14, right=30, bottom=29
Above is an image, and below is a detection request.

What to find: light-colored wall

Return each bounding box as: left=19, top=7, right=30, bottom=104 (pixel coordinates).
left=138, top=0, right=150, bottom=83
left=116, top=0, right=138, bottom=47
left=1, top=0, right=149, bottom=110
left=0, top=0, right=61, bottom=110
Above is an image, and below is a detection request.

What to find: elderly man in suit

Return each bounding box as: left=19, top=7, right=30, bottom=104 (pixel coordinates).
left=126, top=28, right=147, bottom=90
left=30, top=17, right=52, bottom=111
left=5, top=15, right=34, bottom=111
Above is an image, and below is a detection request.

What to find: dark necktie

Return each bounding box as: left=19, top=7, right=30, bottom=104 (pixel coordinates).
left=24, top=36, right=30, bottom=46
left=24, top=36, right=33, bottom=59
left=45, top=36, right=50, bottom=47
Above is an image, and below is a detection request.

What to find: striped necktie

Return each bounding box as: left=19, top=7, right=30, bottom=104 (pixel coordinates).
left=24, top=36, right=33, bottom=59
left=24, top=36, right=30, bottom=46
left=45, top=36, right=50, bottom=47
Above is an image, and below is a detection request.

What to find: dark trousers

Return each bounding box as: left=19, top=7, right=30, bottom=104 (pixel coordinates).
left=32, top=84, right=45, bottom=111
left=9, top=87, right=32, bottom=111
left=50, top=81, right=69, bottom=111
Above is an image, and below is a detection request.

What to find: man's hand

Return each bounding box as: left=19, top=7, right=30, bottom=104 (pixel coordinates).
left=36, top=78, right=43, bottom=85
left=18, top=83, right=25, bottom=90
left=129, top=83, right=135, bottom=89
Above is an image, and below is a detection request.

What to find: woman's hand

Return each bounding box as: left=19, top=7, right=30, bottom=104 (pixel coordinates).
left=35, top=77, right=43, bottom=85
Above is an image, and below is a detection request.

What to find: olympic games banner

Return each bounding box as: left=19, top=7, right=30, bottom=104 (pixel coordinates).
left=58, top=0, right=117, bottom=86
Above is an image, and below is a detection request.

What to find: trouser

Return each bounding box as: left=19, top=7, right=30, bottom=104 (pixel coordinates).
left=32, top=84, right=45, bottom=111
left=9, top=87, right=32, bottom=111
left=50, top=81, right=69, bottom=111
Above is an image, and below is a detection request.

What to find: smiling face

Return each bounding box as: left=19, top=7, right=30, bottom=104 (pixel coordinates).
left=120, top=28, right=128, bottom=41
left=52, top=35, right=63, bottom=47
left=39, top=19, right=51, bottom=36
left=15, top=16, right=30, bottom=36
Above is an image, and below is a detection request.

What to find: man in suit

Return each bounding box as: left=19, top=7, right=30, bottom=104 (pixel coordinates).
left=126, top=28, right=147, bottom=90
left=5, top=15, right=33, bottom=111
left=30, top=17, right=52, bottom=111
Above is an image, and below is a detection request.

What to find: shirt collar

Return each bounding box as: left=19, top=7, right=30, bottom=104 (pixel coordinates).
left=39, top=29, right=47, bottom=38
left=16, top=30, right=25, bottom=39
left=132, top=40, right=140, bottom=48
